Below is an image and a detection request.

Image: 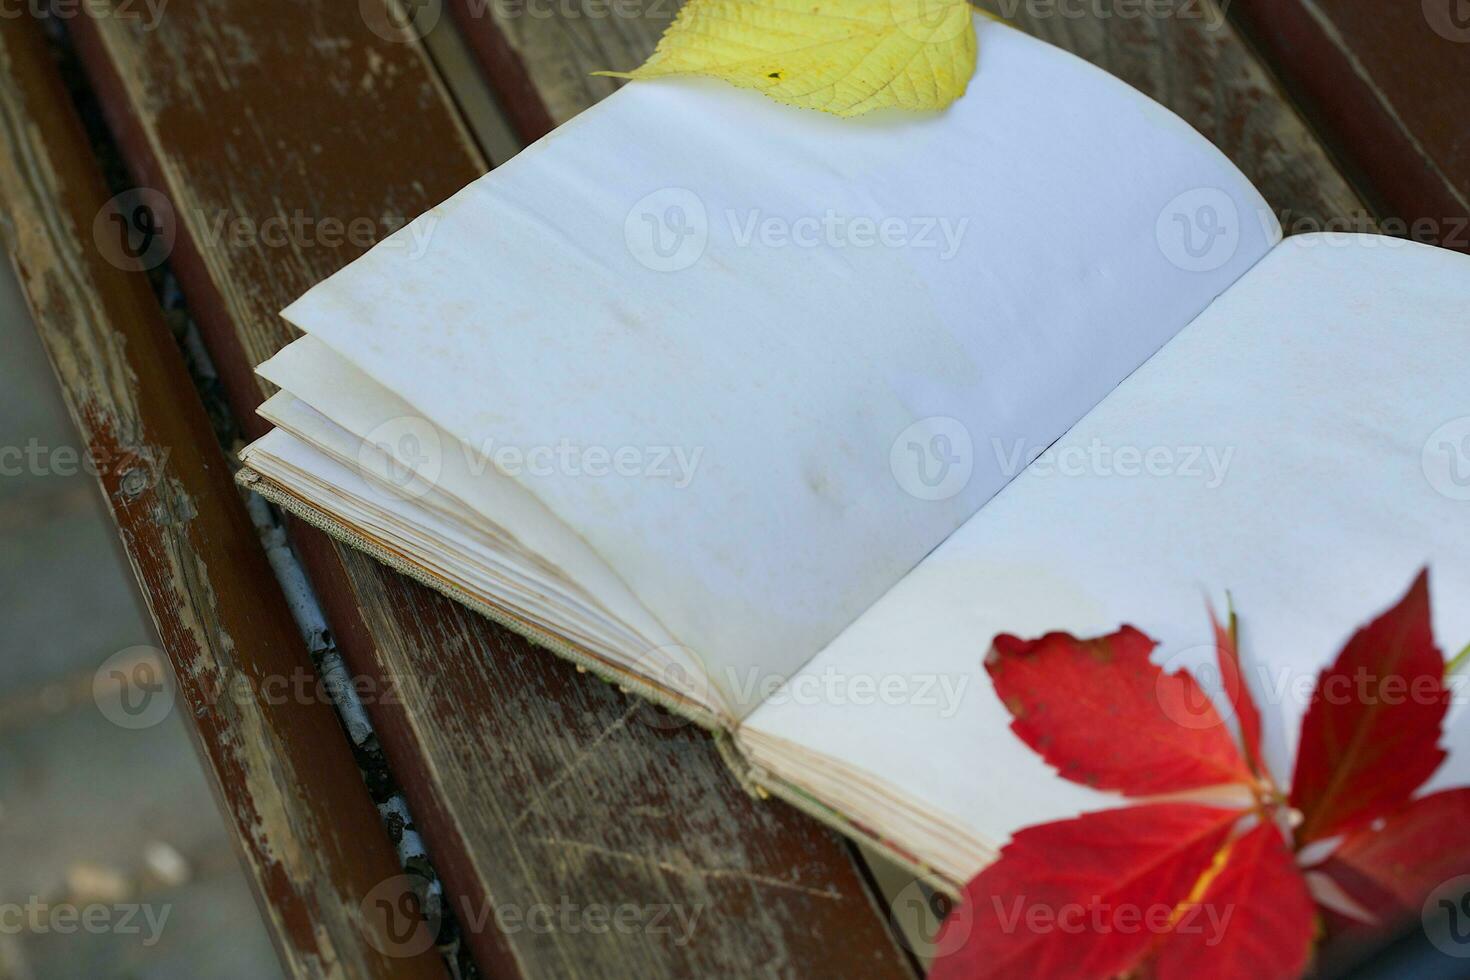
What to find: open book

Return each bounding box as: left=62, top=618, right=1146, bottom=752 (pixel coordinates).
left=239, top=18, right=1470, bottom=888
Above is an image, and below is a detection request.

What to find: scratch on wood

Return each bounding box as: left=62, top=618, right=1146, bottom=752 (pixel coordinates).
left=507, top=701, right=641, bottom=831
left=530, top=837, right=843, bottom=901
left=0, top=17, right=447, bottom=977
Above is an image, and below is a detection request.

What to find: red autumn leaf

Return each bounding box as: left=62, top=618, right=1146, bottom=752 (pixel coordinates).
left=1290, top=570, right=1448, bottom=843
left=929, top=804, right=1241, bottom=980
left=988, top=628, right=1252, bottom=795
left=1147, top=822, right=1316, bottom=979
left=1210, top=604, right=1264, bottom=779
left=1316, top=788, right=1470, bottom=931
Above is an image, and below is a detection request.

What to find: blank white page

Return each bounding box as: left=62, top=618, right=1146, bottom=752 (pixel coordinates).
left=743, top=235, right=1470, bottom=876
left=281, top=17, right=1275, bottom=714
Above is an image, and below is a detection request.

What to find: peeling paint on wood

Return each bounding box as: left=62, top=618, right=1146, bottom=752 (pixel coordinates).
left=0, top=16, right=447, bottom=980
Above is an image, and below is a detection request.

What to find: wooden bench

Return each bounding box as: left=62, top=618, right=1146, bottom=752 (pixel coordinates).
left=0, top=1, right=1461, bottom=976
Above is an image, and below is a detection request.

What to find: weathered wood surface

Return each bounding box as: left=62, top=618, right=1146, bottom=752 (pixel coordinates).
left=1231, top=0, right=1470, bottom=252
left=0, top=16, right=446, bottom=980
left=446, top=0, right=675, bottom=141
left=50, top=0, right=1397, bottom=974
left=64, top=2, right=914, bottom=977
left=987, top=0, right=1365, bottom=228
left=456, top=0, right=1362, bottom=227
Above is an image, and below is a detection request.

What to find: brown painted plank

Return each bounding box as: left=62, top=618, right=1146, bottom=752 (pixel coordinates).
left=0, top=15, right=447, bottom=980
left=455, top=0, right=1363, bottom=227
left=62, top=2, right=913, bottom=976
left=445, top=0, right=674, bottom=142
left=1230, top=0, right=1470, bottom=252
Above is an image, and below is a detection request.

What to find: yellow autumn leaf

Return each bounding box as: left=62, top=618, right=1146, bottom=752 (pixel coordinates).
left=595, top=0, right=980, bottom=117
